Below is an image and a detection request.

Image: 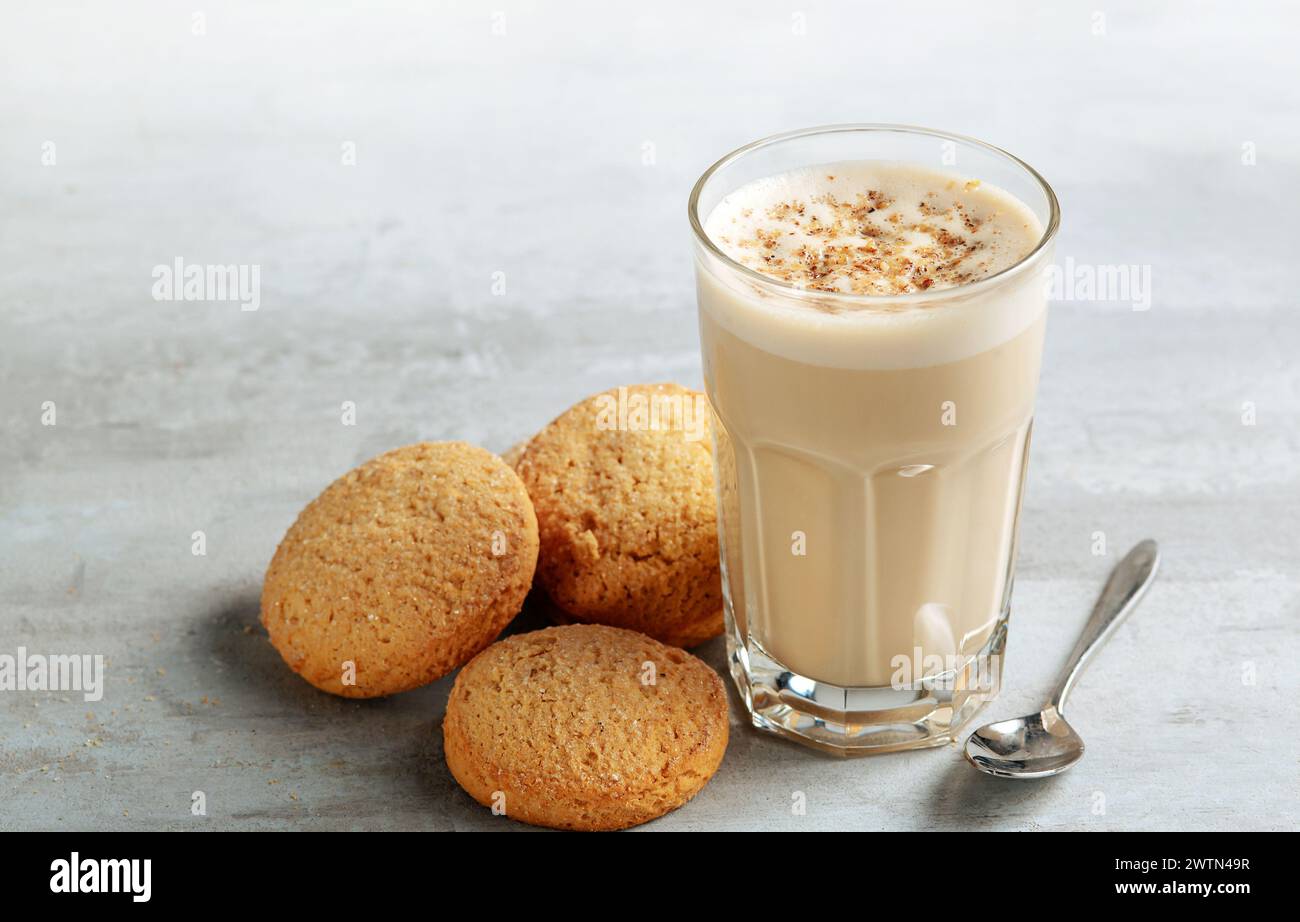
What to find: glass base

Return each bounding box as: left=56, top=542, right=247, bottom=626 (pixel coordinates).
left=726, top=614, right=1008, bottom=755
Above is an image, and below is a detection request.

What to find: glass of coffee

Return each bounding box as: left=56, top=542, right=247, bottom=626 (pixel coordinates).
left=689, top=125, right=1059, bottom=753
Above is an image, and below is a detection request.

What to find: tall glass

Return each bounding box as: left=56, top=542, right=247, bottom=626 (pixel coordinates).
left=689, top=126, right=1059, bottom=753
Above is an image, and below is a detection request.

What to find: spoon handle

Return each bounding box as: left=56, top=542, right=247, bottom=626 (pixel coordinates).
left=1049, top=539, right=1161, bottom=714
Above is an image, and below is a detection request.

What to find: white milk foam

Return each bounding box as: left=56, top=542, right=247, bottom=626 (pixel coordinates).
left=698, top=160, right=1046, bottom=370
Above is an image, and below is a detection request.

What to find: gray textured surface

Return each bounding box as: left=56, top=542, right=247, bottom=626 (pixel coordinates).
left=2, top=1, right=1297, bottom=831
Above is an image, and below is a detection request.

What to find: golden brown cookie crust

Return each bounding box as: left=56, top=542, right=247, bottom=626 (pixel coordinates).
left=515, top=383, right=723, bottom=647
left=540, top=592, right=722, bottom=648
left=261, top=442, right=538, bottom=698
left=499, top=438, right=530, bottom=470
left=443, top=624, right=729, bottom=831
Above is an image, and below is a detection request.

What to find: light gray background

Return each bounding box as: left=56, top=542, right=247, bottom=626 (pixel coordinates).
left=2, top=1, right=1296, bottom=831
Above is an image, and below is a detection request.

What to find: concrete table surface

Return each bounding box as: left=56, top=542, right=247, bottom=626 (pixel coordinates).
left=2, top=1, right=1297, bottom=831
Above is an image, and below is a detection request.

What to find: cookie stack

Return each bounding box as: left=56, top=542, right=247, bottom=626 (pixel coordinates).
left=260, top=384, right=728, bottom=831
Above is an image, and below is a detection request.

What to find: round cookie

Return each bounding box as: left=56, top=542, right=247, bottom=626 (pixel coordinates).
left=261, top=441, right=538, bottom=698
left=515, top=383, right=723, bottom=647
left=443, top=624, right=729, bottom=831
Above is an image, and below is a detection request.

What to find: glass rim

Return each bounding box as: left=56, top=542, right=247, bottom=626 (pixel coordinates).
left=688, top=123, right=1061, bottom=306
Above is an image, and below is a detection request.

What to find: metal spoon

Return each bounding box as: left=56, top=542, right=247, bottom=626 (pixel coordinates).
left=963, top=539, right=1160, bottom=779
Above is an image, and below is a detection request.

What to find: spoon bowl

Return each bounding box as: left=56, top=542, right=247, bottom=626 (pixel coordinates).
left=963, top=707, right=1085, bottom=779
